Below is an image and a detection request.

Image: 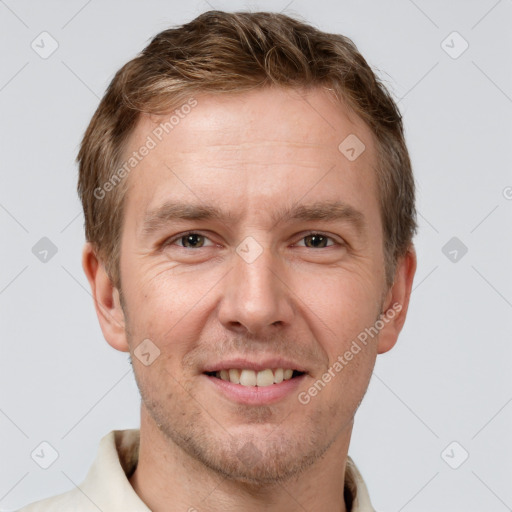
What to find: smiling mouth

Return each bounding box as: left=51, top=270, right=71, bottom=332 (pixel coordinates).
left=204, top=368, right=306, bottom=387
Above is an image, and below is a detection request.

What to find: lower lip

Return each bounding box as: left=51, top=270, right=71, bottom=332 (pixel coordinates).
left=204, top=373, right=306, bottom=405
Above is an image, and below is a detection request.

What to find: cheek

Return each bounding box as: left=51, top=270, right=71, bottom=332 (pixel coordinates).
left=121, top=257, right=227, bottom=361
left=296, top=267, right=382, bottom=347
left=123, top=257, right=207, bottom=316
left=295, top=268, right=381, bottom=406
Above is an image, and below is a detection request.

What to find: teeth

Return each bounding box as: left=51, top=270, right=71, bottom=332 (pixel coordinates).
left=228, top=369, right=240, bottom=384
left=239, top=369, right=257, bottom=386
left=274, top=368, right=284, bottom=384
left=214, top=368, right=299, bottom=386
left=256, top=369, right=274, bottom=387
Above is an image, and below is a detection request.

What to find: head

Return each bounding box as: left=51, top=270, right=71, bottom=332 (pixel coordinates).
left=81, top=10, right=417, bottom=484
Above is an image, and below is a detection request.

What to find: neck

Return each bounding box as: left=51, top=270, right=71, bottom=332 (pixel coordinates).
left=129, top=406, right=352, bottom=512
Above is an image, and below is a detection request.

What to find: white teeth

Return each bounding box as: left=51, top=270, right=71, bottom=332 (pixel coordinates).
left=274, top=368, right=284, bottom=384
left=214, top=368, right=300, bottom=386
left=256, top=369, right=274, bottom=387
left=239, top=369, right=257, bottom=386
left=228, top=368, right=240, bottom=384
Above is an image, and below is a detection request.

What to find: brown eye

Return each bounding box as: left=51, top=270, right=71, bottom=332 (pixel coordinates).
left=300, top=234, right=335, bottom=248
left=166, top=232, right=215, bottom=249
left=179, top=234, right=206, bottom=248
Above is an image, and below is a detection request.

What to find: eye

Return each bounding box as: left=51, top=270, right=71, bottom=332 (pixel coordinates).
left=295, top=233, right=338, bottom=249
left=165, top=232, right=215, bottom=249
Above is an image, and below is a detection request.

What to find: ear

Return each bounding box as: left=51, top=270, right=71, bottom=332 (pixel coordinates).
left=377, top=246, right=417, bottom=354
left=82, top=242, right=129, bottom=352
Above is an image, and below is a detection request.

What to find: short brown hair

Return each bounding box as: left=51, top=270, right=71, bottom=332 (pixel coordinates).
left=78, top=10, right=416, bottom=289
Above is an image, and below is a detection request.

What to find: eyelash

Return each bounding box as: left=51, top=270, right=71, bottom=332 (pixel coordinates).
left=163, top=231, right=342, bottom=249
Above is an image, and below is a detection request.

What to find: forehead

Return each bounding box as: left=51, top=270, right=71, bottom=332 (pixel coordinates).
left=121, top=86, right=379, bottom=224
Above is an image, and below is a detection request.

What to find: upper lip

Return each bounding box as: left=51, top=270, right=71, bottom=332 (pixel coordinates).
left=202, top=357, right=308, bottom=374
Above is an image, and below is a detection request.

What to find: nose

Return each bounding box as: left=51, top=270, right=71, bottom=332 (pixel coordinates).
left=217, top=243, right=294, bottom=336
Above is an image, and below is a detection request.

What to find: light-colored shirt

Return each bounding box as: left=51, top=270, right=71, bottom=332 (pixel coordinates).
left=17, top=429, right=375, bottom=511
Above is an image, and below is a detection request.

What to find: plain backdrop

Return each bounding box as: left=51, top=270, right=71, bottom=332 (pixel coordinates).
left=1, top=1, right=511, bottom=511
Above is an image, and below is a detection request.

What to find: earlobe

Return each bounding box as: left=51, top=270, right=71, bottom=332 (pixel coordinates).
left=377, top=246, right=417, bottom=354
left=81, top=243, right=129, bottom=353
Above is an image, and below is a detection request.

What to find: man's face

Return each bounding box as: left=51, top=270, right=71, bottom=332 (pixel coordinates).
left=116, top=87, right=392, bottom=482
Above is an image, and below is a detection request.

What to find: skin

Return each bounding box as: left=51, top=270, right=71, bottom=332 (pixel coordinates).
left=83, top=86, right=416, bottom=512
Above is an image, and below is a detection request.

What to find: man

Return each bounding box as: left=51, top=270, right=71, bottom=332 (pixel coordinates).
left=19, top=10, right=416, bottom=512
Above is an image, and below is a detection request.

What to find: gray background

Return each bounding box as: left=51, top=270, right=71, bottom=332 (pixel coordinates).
left=1, top=0, right=511, bottom=510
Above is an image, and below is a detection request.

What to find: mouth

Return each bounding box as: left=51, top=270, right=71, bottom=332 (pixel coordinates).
left=204, top=368, right=306, bottom=387
left=202, top=361, right=308, bottom=405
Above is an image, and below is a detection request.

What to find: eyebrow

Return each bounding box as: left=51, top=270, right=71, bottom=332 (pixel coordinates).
left=140, top=199, right=366, bottom=237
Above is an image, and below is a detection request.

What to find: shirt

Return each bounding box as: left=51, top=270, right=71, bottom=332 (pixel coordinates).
left=17, top=429, right=375, bottom=511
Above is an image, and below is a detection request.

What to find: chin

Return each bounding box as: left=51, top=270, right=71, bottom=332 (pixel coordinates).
left=161, top=414, right=333, bottom=485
